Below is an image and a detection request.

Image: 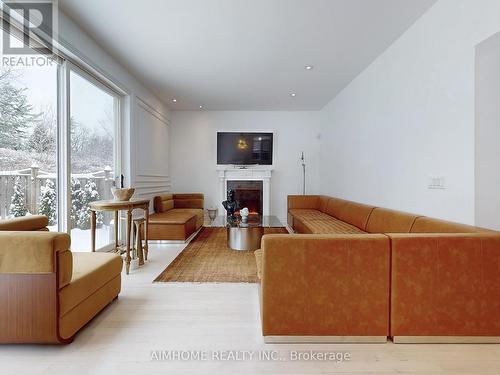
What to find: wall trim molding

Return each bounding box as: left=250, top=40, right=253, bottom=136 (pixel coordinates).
left=136, top=96, right=170, bottom=126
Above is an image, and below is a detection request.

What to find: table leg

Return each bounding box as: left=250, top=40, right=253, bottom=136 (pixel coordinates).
left=114, top=210, right=119, bottom=252
left=125, top=209, right=132, bottom=275
left=90, top=210, right=96, bottom=252
left=144, top=205, right=149, bottom=261
left=137, top=221, right=144, bottom=266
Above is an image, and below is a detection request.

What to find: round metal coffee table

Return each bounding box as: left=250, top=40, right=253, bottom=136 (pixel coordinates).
left=211, top=215, right=284, bottom=251
left=227, top=225, right=264, bottom=251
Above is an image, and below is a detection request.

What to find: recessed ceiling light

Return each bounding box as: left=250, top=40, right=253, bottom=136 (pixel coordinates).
left=305, top=65, right=313, bottom=70
left=199, top=105, right=203, bottom=109
left=290, top=93, right=297, bottom=97
left=172, top=98, right=177, bottom=103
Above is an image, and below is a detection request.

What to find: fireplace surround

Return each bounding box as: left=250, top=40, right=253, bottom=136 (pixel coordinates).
left=217, top=167, right=272, bottom=216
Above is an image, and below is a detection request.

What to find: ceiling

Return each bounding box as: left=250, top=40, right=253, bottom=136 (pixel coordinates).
left=59, top=0, right=436, bottom=111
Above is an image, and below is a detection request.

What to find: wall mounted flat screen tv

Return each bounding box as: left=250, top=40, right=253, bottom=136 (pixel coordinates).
left=217, top=132, right=273, bottom=165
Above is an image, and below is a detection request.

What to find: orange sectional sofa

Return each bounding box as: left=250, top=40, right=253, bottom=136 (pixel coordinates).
left=255, top=194, right=500, bottom=343
left=147, top=193, right=204, bottom=241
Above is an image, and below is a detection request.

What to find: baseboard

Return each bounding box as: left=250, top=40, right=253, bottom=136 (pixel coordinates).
left=392, top=336, right=500, bottom=344
left=264, top=336, right=387, bottom=344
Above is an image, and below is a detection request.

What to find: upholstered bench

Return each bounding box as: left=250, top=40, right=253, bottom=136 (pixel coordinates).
left=0, top=216, right=122, bottom=344
left=146, top=193, right=204, bottom=241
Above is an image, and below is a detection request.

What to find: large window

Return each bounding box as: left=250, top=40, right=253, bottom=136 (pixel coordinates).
left=0, top=28, right=123, bottom=251
left=0, top=29, right=59, bottom=229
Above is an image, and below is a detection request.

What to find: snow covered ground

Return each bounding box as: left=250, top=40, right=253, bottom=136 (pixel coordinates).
left=48, top=224, right=113, bottom=252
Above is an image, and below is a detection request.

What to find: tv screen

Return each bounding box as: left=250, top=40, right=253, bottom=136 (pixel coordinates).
left=217, top=132, right=273, bottom=165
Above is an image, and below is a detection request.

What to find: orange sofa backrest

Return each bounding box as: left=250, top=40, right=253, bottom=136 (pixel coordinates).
left=366, top=208, right=421, bottom=234
left=154, top=194, right=174, bottom=213
left=154, top=193, right=205, bottom=213
left=287, top=195, right=319, bottom=210
left=324, top=197, right=375, bottom=231
left=173, top=193, right=204, bottom=209
left=410, top=217, right=490, bottom=233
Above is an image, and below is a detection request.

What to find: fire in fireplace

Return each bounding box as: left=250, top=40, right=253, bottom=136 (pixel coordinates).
left=227, top=180, right=263, bottom=216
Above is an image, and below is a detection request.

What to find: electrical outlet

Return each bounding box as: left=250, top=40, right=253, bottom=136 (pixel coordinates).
left=428, top=177, right=446, bottom=190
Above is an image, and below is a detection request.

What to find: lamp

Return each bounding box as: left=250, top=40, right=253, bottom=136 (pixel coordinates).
left=300, top=151, right=306, bottom=195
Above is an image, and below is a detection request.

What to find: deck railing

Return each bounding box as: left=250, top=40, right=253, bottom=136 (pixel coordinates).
left=0, top=165, right=114, bottom=219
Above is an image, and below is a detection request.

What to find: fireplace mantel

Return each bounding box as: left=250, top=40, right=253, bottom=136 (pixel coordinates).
left=217, top=166, right=273, bottom=216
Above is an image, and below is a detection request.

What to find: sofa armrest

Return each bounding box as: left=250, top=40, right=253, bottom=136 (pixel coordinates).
left=388, top=233, right=500, bottom=336
left=260, top=233, right=390, bottom=336
left=0, top=215, right=49, bottom=231
left=287, top=195, right=320, bottom=210
left=0, top=231, right=71, bottom=274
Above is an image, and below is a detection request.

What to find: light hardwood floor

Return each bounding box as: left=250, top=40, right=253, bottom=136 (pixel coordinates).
left=2, top=243, right=500, bottom=374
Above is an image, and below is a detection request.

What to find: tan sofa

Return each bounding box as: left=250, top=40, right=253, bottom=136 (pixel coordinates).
left=255, top=195, right=500, bottom=343
left=146, top=193, right=204, bottom=241
left=0, top=216, right=122, bottom=344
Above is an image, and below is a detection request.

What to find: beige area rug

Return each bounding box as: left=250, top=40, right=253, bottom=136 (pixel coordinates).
left=154, top=227, right=287, bottom=283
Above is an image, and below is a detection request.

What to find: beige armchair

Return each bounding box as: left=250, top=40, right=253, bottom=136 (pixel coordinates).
left=0, top=215, right=122, bottom=344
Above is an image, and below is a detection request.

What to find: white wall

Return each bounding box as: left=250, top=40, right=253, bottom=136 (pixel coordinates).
left=475, top=31, right=500, bottom=230
left=319, top=0, right=500, bottom=224
left=170, top=111, right=322, bottom=221
left=58, top=11, right=171, bottom=202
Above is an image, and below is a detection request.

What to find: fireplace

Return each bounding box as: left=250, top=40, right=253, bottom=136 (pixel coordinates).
left=227, top=180, right=263, bottom=216
left=217, top=167, right=272, bottom=216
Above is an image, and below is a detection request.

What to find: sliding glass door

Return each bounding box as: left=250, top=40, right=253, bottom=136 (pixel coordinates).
left=67, top=66, right=120, bottom=251
left=1, top=16, right=123, bottom=252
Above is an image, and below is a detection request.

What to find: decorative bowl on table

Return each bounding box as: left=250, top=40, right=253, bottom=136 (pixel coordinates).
left=111, top=187, right=135, bottom=201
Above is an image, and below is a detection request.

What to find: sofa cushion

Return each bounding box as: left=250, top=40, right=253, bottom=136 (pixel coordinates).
left=171, top=208, right=203, bottom=228
left=301, top=218, right=366, bottom=234
left=59, top=274, right=121, bottom=339
left=154, top=194, right=174, bottom=213
left=0, top=232, right=70, bottom=274
left=318, top=196, right=330, bottom=212
left=149, top=210, right=196, bottom=225
left=410, top=217, right=491, bottom=234
left=293, top=218, right=313, bottom=234
left=366, top=208, right=421, bottom=234
left=287, top=195, right=319, bottom=210
left=0, top=215, right=48, bottom=231
left=325, top=198, right=375, bottom=230
left=59, top=252, right=122, bottom=317
left=173, top=194, right=204, bottom=209
left=289, top=208, right=332, bottom=221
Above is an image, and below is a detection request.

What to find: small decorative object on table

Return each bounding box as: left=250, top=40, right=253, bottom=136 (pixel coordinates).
left=111, top=174, right=135, bottom=201
left=222, top=188, right=239, bottom=222
left=111, top=187, right=135, bottom=201
left=240, top=207, right=249, bottom=223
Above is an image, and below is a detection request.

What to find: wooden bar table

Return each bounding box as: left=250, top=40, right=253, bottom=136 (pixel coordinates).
left=89, top=199, right=150, bottom=275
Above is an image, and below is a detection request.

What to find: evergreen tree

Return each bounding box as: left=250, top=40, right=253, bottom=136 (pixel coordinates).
left=38, top=179, right=57, bottom=225
left=0, top=70, right=40, bottom=150
left=70, top=178, right=102, bottom=230
left=9, top=177, right=28, bottom=217
left=27, top=116, right=56, bottom=155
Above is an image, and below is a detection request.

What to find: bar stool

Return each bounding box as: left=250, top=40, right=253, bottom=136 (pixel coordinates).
left=132, top=218, right=145, bottom=266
